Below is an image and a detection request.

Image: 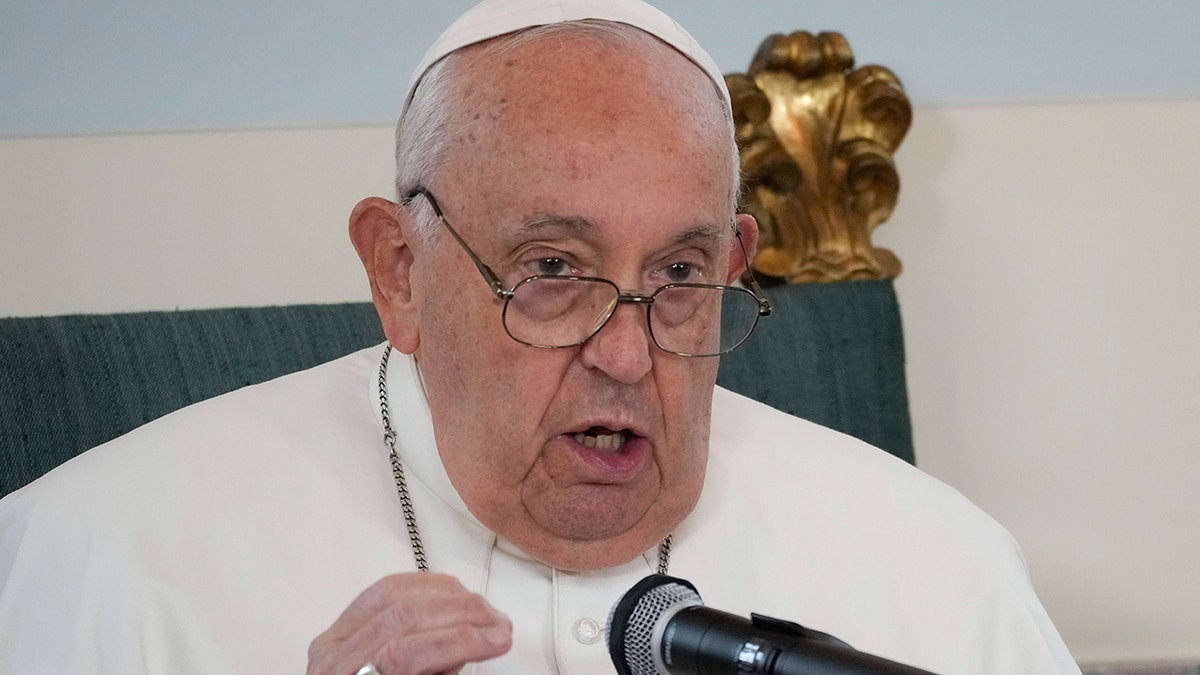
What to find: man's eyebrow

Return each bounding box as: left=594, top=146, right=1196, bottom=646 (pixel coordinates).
left=671, top=223, right=728, bottom=247
left=515, top=214, right=597, bottom=235
left=513, top=217, right=728, bottom=247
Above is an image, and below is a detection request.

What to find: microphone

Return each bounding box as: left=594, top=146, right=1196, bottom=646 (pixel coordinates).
left=607, top=574, right=938, bottom=675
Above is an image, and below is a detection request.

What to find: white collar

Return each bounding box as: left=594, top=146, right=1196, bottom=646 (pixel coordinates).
left=371, top=346, right=487, bottom=532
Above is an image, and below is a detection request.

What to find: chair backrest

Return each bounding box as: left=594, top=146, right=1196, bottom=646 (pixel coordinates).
left=717, top=280, right=913, bottom=463
left=0, top=303, right=383, bottom=496
left=717, top=28, right=915, bottom=463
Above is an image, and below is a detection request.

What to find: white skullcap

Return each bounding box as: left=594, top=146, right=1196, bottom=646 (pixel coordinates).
left=402, top=0, right=729, bottom=114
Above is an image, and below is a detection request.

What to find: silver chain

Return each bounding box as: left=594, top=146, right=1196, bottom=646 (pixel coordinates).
left=378, top=344, right=428, bottom=572
left=655, top=533, right=672, bottom=575
left=376, top=344, right=671, bottom=575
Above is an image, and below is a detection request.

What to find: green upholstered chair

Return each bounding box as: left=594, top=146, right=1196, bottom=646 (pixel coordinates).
left=717, top=280, right=912, bottom=464
left=0, top=304, right=383, bottom=496
left=0, top=284, right=912, bottom=497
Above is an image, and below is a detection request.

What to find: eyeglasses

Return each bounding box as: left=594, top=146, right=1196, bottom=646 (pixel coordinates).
left=400, top=186, right=772, bottom=357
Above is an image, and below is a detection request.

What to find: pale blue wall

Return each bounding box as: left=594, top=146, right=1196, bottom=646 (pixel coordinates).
left=3, top=0, right=1198, bottom=136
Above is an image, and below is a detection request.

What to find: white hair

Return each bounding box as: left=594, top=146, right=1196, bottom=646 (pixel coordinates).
left=394, top=20, right=741, bottom=239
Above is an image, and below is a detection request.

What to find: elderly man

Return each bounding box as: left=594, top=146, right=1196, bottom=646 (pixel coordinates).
left=0, top=1, right=1079, bottom=674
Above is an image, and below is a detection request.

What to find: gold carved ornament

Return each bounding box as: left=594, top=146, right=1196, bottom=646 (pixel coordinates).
left=727, top=31, right=912, bottom=284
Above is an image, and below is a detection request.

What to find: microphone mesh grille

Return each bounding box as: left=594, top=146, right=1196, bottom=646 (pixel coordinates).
left=621, top=581, right=702, bottom=675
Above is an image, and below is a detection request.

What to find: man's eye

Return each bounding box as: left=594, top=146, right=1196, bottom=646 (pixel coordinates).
left=531, top=257, right=572, bottom=276
left=663, top=261, right=699, bottom=283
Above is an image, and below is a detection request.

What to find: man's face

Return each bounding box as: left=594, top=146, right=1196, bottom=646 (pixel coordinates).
left=392, top=33, right=753, bottom=571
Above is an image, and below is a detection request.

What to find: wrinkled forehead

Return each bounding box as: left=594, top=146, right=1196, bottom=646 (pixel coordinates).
left=400, top=0, right=730, bottom=117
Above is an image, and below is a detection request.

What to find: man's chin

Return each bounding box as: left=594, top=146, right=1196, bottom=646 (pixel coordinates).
left=524, top=531, right=666, bottom=573
left=534, top=484, right=655, bottom=536
left=515, top=495, right=683, bottom=572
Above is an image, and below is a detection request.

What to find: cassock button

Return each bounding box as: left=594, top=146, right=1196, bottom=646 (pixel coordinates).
left=573, top=617, right=602, bottom=644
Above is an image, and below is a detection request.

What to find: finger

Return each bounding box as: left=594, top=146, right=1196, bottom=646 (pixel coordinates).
left=311, top=604, right=510, bottom=675
left=371, top=613, right=513, bottom=675
left=325, top=573, right=470, bottom=640
left=308, top=574, right=511, bottom=675
left=334, top=586, right=509, bottom=662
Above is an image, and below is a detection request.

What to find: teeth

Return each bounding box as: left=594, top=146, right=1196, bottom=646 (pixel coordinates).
left=573, top=431, right=625, bottom=451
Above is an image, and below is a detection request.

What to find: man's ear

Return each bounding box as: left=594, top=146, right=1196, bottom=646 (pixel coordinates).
left=727, top=213, right=760, bottom=284
left=349, top=197, right=421, bottom=354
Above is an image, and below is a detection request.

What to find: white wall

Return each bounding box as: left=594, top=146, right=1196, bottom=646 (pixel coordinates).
left=0, top=126, right=389, bottom=315
left=2, top=99, right=1198, bottom=664
left=879, top=99, right=1200, bottom=663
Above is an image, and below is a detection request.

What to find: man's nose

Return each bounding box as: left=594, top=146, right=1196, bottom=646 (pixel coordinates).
left=577, top=303, right=654, bottom=384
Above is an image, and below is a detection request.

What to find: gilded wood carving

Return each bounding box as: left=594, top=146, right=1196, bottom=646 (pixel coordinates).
left=727, top=31, right=911, bottom=283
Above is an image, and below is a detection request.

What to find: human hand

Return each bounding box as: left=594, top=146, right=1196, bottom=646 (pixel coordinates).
left=307, top=573, right=512, bottom=675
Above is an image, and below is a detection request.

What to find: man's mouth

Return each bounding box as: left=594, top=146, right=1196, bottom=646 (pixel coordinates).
left=572, top=427, right=630, bottom=452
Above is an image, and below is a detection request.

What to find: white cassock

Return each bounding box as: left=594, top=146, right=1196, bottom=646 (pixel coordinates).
left=0, top=344, right=1079, bottom=674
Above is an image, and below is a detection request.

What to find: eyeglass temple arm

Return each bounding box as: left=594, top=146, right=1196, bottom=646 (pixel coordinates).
left=735, top=226, right=773, bottom=317
left=402, top=187, right=512, bottom=300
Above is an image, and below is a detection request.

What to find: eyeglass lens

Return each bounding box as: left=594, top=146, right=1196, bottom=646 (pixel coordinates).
left=501, top=277, right=761, bottom=356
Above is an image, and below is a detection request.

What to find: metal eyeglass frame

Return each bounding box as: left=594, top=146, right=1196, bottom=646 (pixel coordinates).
left=400, top=185, right=772, bottom=357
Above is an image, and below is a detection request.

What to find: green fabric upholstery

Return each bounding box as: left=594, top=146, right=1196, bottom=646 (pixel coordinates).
left=717, top=280, right=914, bottom=464
left=0, top=303, right=384, bottom=496
left=0, top=281, right=912, bottom=496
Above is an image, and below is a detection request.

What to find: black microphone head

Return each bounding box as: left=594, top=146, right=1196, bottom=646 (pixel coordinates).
left=607, top=574, right=703, bottom=675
